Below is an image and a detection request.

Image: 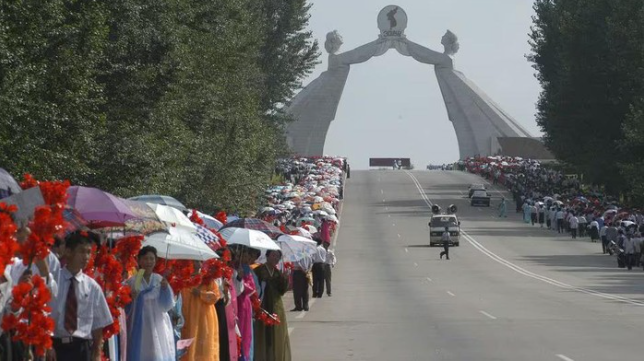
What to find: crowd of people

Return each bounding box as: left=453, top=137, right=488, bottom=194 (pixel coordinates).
left=464, top=156, right=644, bottom=271
left=0, top=156, right=347, bottom=361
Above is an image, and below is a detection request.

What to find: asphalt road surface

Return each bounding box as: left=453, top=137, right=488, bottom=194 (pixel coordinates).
left=286, top=170, right=644, bottom=361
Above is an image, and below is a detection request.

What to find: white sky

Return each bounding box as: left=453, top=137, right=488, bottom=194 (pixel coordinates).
left=302, top=0, right=542, bottom=169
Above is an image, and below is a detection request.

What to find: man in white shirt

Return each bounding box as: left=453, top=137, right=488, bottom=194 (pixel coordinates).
left=569, top=214, right=579, bottom=239
left=556, top=209, right=565, bottom=234
left=291, top=254, right=312, bottom=311
left=323, top=242, right=336, bottom=297
left=49, top=231, right=113, bottom=361
left=311, top=239, right=327, bottom=298
left=622, top=233, right=636, bottom=271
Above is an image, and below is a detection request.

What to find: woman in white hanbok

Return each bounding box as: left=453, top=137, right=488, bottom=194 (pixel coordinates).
left=125, top=246, right=176, bottom=361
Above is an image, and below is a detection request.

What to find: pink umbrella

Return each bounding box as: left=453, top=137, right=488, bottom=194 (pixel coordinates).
left=67, top=186, right=138, bottom=228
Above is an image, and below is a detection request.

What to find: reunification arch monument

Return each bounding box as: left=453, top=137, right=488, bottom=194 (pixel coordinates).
left=285, top=5, right=550, bottom=160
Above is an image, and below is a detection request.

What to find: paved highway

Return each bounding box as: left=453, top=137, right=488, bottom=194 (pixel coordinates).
left=287, top=170, right=644, bottom=361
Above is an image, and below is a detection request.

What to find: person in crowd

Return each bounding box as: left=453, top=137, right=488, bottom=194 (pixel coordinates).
left=578, top=214, right=587, bottom=238
left=622, top=232, right=636, bottom=271
left=168, top=293, right=186, bottom=360
left=530, top=203, right=538, bottom=226
left=498, top=197, right=507, bottom=218
left=606, top=223, right=619, bottom=254
left=125, top=246, right=175, bottom=361
left=569, top=213, right=579, bottom=239
left=538, top=204, right=545, bottom=228
left=323, top=242, right=336, bottom=297
left=311, top=239, right=327, bottom=298
left=237, top=247, right=259, bottom=361
left=600, top=223, right=609, bottom=253
left=440, top=227, right=451, bottom=260
left=291, top=253, right=312, bottom=311
left=216, top=248, right=238, bottom=361
left=589, top=218, right=600, bottom=244
left=253, top=249, right=292, bottom=361
left=320, top=218, right=331, bottom=244
left=522, top=201, right=531, bottom=224
left=556, top=208, right=565, bottom=234
left=181, top=261, right=221, bottom=361
left=50, top=230, right=113, bottom=361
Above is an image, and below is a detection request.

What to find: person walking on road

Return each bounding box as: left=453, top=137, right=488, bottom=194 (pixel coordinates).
left=498, top=197, right=507, bottom=218
left=569, top=214, right=579, bottom=239
left=439, top=227, right=451, bottom=260
left=322, top=242, right=336, bottom=297
left=623, top=233, right=636, bottom=270
left=311, top=239, right=327, bottom=298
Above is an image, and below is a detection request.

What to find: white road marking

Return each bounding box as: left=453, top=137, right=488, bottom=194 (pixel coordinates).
left=381, top=189, right=384, bottom=194
left=426, top=277, right=433, bottom=282
left=404, top=248, right=409, bottom=253
left=413, top=262, right=418, bottom=267
left=479, top=311, right=497, bottom=320
left=447, top=291, right=455, bottom=297
left=388, top=215, right=391, bottom=218
left=397, top=234, right=401, bottom=238
left=382, top=199, right=386, bottom=202
left=392, top=223, right=396, bottom=227
left=404, top=171, right=644, bottom=308
left=288, top=327, right=295, bottom=335
left=556, top=354, right=575, bottom=361
left=385, top=207, right=389, bottom=211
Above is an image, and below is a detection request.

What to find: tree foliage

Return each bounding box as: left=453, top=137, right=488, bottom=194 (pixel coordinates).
left=528, top=0, right=644, bottom=197
left=0, top=0, right=319, bottom=212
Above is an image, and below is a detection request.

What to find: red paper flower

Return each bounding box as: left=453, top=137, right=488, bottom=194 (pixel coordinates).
left=114, top=235, right=143, bottom=273
left=214, top=211, right=227, bottom=225
left=0, top=205, right=19, bottom=275
left=155, top=259, right=202, bottom=294
left=1, top=275, right=54, bottom=356
left=250, top=292, right=280, bottom=326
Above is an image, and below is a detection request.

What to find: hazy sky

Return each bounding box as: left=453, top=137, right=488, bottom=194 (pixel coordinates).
left=302, top=0, right=542, bottom=169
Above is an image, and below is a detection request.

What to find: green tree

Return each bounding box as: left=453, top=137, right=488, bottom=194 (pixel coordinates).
left=0, top=0, right=109, bottom=183
left=528, top=0, right=644, bottom=194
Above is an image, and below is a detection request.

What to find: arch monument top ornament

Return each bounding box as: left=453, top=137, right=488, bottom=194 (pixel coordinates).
left=377, top=5, right=408, bottom=38
left=285, top=5, right=537, bottom=159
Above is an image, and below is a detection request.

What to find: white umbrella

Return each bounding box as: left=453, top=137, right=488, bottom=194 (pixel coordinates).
left=275, top=234, right=318, bottom=262
left=219, top=227, right=280, bottom=251
left=313, top=210, right=329, bottom=216
left=148, top=203, right=196, bottom=231
left=143, top=228, right=219, bottom=261
left=325, top=215, right=339, bottom=223
left=196, top=211, right=224, bottom=230
left=296, top=227, right=312, bottom=239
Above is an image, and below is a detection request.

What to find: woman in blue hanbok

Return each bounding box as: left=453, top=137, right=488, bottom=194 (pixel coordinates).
left=522, top=202, right=532, bottom=223
left=125, top=246, right=176, bottom=361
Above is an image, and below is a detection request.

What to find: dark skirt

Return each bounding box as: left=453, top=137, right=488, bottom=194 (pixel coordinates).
left=215, top=298, right=230, bottom=361
left=538, top=212, right=545, bottom=224
left=590, top=227, right=600, bottom=240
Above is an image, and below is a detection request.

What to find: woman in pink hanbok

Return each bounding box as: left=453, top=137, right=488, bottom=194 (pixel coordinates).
left=236, top=248, right=258, bottom=361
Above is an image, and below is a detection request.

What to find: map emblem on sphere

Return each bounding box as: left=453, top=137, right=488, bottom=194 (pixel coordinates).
left=377, top=5, right=408, bottom=37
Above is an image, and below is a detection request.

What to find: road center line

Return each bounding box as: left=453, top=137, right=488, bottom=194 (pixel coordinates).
left=397, top=234, right=401, bottom=238
left=295, top=298, right=316, bottom=319
left=381, top=189, right=384, bottom=194
left=426, top=277, right=433, bottom=282
left=404, top=248, right=408, bottom=253
left=447, top=291, right=455, bottom=297
left=556, top=354, right=575, bottom=361
left=479, top=311, right=497, bottom=320
left=404, top=171, right=644, bottom=307
left=413, top=262, right=418, bottom=267
left=288, top=327, right=295, bottom=335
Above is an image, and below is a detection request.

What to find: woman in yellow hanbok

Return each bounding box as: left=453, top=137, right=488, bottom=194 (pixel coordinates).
left=180, top=261, right=221, bottom=361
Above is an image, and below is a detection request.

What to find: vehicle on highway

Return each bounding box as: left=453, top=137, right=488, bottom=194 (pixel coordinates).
left=428, top=214, right=460, bottom=247
left=470, top=190, right=491, bottom=207
left=468, top=183, right=486, bottom=198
